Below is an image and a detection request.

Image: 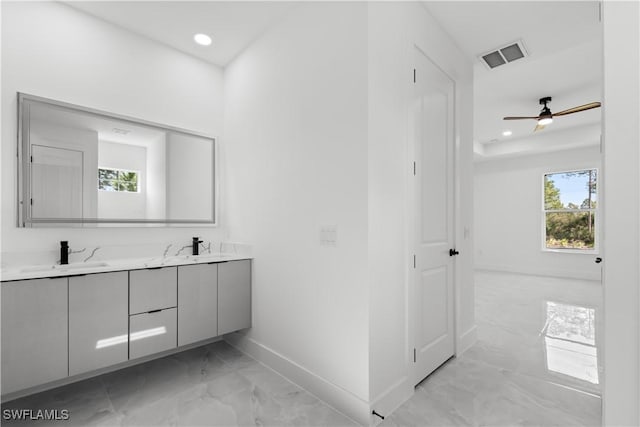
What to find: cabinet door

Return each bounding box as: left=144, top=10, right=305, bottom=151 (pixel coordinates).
left=129, top=267, right=177, bottom=314
left=129, top=308, right=177, bottom=359
left=218, top=260, right=252, bottom=335
left=1, top=278, right=68, bottom=394
left=178, top=264, right=218, bottom=346
left=69, top=272, right=128, bottom=376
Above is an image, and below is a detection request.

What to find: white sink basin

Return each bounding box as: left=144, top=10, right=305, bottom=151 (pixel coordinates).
left=20, top=261, right=109, bottom=273
left=55, top=261, right=109, bottom=270
left=165, top=254, right=235, bottom=263
left=19, top=265, right=56, bottom=273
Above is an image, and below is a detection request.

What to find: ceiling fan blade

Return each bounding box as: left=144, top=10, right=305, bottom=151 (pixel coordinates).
left=503, top=116, right=540, bottom=120
left=553, top=102, right=601, bottom=117
left=534, top=123, right=546, bottom=132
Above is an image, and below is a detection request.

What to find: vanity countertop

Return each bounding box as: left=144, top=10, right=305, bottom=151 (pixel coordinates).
left=0, top=254, right=252, bottom=282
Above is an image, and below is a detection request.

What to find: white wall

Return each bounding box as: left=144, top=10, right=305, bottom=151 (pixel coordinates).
left=224, top=2, right=370, bottom=422
left=602, top=2, right=640, bottom=425
left=475, top=147, right=602, bottom=280
left=367, top=1, right=475, bottom=417
left=98, top=141, right=147, bottom=219
left=1, top=1, right=225, bottom=254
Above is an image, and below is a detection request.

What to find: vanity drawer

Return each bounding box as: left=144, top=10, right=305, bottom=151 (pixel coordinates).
left=129, top=267, right=177, bottom=315
left=129, top=308, right=177, bottom=359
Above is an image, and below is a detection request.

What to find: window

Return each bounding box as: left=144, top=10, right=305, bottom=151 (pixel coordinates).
left=543, top=169, right=597, bottom=251
left=98, top=168, right=139, bottom=192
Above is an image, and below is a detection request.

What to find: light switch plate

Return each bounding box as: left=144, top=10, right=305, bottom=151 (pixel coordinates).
left=320, top=225, right=337, bottom=247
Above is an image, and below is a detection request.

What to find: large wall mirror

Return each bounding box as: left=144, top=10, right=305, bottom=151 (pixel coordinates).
left=17, top=93, right=216, bottom=227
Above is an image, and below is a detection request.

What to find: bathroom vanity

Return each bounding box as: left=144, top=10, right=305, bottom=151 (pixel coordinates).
left=1, top=256, right=251, bottom=399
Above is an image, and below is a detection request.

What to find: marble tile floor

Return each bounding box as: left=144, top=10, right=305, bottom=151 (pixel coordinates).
left=3, top=271, right=603, bottom=427
left=382, top=271, right=603, bottom=427
left=1, top=341, right=358, bottom=427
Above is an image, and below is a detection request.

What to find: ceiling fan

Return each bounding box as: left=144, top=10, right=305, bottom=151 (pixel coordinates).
left=503, top=97, right=601, bottom=132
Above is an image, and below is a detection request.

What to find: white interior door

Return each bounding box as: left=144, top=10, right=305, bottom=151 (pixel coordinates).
left=31, top=144, right=83, bottom=219
left=412, top=47, right=456, bottom=385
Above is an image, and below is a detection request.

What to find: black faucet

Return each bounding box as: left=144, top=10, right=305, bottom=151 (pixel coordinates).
left=60, top=241, right=69, bottom=265
left=192, top=237, right=203, bottom=256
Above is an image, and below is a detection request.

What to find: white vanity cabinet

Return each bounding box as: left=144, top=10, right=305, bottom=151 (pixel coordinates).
left=1, top=257, right=251, bottom=398
left=218, top=260, right=252, bottom=335
left=129, top=308, right=177, bottom=359
left=129, top=267, right=178, bottom=359
left=129, top=267, right=177, bottom=314
left=178, top=263, right=218, bottom=346
left=1, top=278, right=68, bottom=394
left=69, top=272, right=128, bottom=376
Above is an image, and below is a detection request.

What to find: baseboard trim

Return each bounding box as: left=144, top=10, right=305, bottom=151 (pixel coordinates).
left=224, top=332, right=370, bottom=426
left=457, top=324, right=477, bottom=355
left=475, top=264, right=601, bottom=281
left=369, top=376, right=413, bottom=426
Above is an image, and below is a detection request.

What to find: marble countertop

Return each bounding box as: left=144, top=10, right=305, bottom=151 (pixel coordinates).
left=0, top=254, right=253, bottom=282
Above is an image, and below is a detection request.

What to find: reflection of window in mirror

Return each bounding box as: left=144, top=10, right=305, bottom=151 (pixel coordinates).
left=98, top=168, right=139, bottom=192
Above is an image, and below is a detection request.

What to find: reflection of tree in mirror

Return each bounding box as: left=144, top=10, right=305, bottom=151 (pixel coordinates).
left=98, top=168, right=139, bottom=193
left=544, top=169, right=597, bottom=250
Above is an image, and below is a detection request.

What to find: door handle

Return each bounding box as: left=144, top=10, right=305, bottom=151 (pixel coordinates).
left=449, top=249, right=459, bottom=257
left=595, top=257, right=602, bottom=264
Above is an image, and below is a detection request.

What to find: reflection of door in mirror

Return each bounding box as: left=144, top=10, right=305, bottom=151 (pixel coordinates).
left=31, top=145, right=83, bottom=219
left=29, top=106, right=99, bottom=220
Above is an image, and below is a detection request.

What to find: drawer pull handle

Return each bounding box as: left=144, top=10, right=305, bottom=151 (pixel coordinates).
left=147, top=267, right=164, bottom=270
left=148, top=309, right=162, bottom=314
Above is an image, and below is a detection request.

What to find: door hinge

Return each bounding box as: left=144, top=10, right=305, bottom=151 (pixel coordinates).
left=413, top=348, right=416, bottom=363
left=30, top=198, right=33, bottom=205
left=413, top=254, right=416, bottom=268
left=598, top=1, right=602, bottom=22
left=30, top=155, right=33, bottom=163
left=413, top=161, right=416, bottom=176
left=599, top=134, right=603, bottom=154
left=413, top=68, right=416, bottom=83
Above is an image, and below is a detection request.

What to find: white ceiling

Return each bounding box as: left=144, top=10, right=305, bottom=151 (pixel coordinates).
left=64, top=1, right=602, bottom=158
left=63, top=1, right=295, bottom=68
left=425, top=1, right=603, bottom=158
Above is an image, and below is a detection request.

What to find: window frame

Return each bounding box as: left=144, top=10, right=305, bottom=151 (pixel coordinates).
left=541, top=168, right=600, bottom=254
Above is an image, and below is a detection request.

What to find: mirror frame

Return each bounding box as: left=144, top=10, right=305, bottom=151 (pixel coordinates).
left=17, top=93, right=218, bottom=227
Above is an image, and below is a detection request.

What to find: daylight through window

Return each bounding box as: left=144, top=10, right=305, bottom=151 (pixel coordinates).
left=544, top=169, right=597, bottom=250
left=98, top=168, right=139, bottom=193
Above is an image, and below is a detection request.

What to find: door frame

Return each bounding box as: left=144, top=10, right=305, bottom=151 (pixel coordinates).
left=407, top=44, right=462, bottom=386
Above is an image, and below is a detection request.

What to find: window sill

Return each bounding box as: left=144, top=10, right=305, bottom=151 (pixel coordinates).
left=542, top=248, right=599, bottom=255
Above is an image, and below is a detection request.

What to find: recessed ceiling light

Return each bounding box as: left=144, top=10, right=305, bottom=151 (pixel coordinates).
left=193, top=33, right=212, bottom=46
left=502, top=130, right=512, bottom=137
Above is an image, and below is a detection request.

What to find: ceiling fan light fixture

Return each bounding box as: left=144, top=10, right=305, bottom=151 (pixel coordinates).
left=538, top=117, right=553, bottom=126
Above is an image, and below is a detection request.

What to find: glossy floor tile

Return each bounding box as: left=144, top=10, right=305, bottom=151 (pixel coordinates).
left=1, top=341, right=357, bottom=427
left=383, top=271, right=603, bottom=427
left=2, top=271, right=603, bottom=426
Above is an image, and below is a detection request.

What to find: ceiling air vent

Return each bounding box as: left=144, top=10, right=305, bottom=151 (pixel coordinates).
left=479, top=40, right=528, bottom=70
